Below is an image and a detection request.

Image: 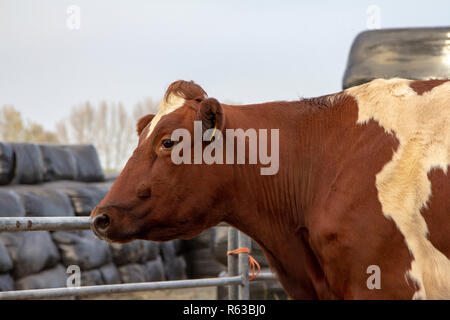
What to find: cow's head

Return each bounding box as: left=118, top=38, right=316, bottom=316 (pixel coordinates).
left=90, top=80, right=231, bottom=243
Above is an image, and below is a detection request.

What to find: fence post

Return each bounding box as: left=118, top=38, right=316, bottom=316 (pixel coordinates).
left=227, top=227, right=239, bottom=299
left=238, top=231, right=251, bottom=300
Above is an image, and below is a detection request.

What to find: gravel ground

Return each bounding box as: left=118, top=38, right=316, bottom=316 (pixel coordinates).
left=82, top=287, right=217, bottom=300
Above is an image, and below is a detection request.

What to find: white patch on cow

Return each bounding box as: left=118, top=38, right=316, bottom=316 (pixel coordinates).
left=146, top=93, right=186, bottom=139
left=346, top=78, right=450, bottom=300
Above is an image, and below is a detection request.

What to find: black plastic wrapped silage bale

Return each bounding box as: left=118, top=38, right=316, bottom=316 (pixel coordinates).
left=39, top=144, right=78, bottom=181
left=62, top=145, right=104, bottom=182
left=0, top=143, right=14, bottom=185
left=9, top=143, right=45, bottom=185
left=15, top=188, right=75, bottom=217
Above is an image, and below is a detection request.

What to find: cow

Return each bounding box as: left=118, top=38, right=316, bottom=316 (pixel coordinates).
left=90, top=78, right=450, bottom=299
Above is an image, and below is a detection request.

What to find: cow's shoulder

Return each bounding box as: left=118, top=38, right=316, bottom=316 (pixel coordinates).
left=344, top=78, right=450, bottom=299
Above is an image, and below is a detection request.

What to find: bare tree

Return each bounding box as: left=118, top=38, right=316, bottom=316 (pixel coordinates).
left=68, top=101, right=96, bottom=144
left=133, top=97, right=158, bottom=122
left=23, top=121, right=59, bottom=143
left=0, top=105, right=25, bottom=141
left=94, top=101, right=112, bottom=171
left=57, top=98, right=158, bottom=172
left=55, top=119, right=69, bottom=143
left=0, top=105, right=59, bottom=143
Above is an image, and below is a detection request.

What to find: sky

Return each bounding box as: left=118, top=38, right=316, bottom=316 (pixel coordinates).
left=1, top=0, right=449, bottom=130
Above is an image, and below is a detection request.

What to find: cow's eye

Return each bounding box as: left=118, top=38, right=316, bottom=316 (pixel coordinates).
left=162, top=139, right=175, bottom=149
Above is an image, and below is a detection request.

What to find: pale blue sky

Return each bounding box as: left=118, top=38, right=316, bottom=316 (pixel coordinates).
left=1, top=0, right=449, bottom=130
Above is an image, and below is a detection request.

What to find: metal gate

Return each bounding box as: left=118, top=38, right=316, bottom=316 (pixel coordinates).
left=0, top=217, right=275, bottom=300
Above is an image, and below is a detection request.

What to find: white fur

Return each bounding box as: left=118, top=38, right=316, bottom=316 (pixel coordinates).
left=346, top=78, right=450, bottom=299
left=146, top=93, right=186, bottom=139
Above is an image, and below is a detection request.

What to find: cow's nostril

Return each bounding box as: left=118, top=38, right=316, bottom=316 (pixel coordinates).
left=93, top=213, right=110, bottom=231
left=137, top=185, right=151, bottom=198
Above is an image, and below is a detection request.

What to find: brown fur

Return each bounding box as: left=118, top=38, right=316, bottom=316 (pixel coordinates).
left=136, top=114, right=154, bottom=136
left=409, top=79, right=449, bottom=95
left=164, top=80, right=207, bottom=102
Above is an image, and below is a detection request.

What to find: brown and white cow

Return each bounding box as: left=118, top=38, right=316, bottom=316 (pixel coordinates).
left=90, top=78, right=450, bottom=299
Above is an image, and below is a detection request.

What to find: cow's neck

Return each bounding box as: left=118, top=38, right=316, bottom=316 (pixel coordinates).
left=221, top=96, right=355, bottom=299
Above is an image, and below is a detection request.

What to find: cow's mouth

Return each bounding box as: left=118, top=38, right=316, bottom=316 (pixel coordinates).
left=90, top=218, right=181, bottom=243
left=90, top=206, right=191, bottom=242
left=91, top=227, right=136, bottom=244
left=135, top=225, right=185, bottom=241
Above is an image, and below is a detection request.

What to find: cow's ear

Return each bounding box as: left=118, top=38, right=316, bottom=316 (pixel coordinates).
left=137, top=114, right=155, bottom=136
left=196, top=98, right=225, bottom=137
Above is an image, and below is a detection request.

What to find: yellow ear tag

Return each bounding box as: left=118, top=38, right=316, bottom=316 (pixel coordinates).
left=210, top=124, right=217, bottom=141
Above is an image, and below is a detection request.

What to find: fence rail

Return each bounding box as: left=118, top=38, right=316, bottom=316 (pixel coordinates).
left=0, top=217, right=91, bottom=232
left=0, top=217, right=234, bottom=232
left=0, top=216, right=276, bottom=300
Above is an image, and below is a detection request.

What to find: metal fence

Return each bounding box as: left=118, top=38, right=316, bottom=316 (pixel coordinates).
left=0, top=217, right=275, bottom=300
